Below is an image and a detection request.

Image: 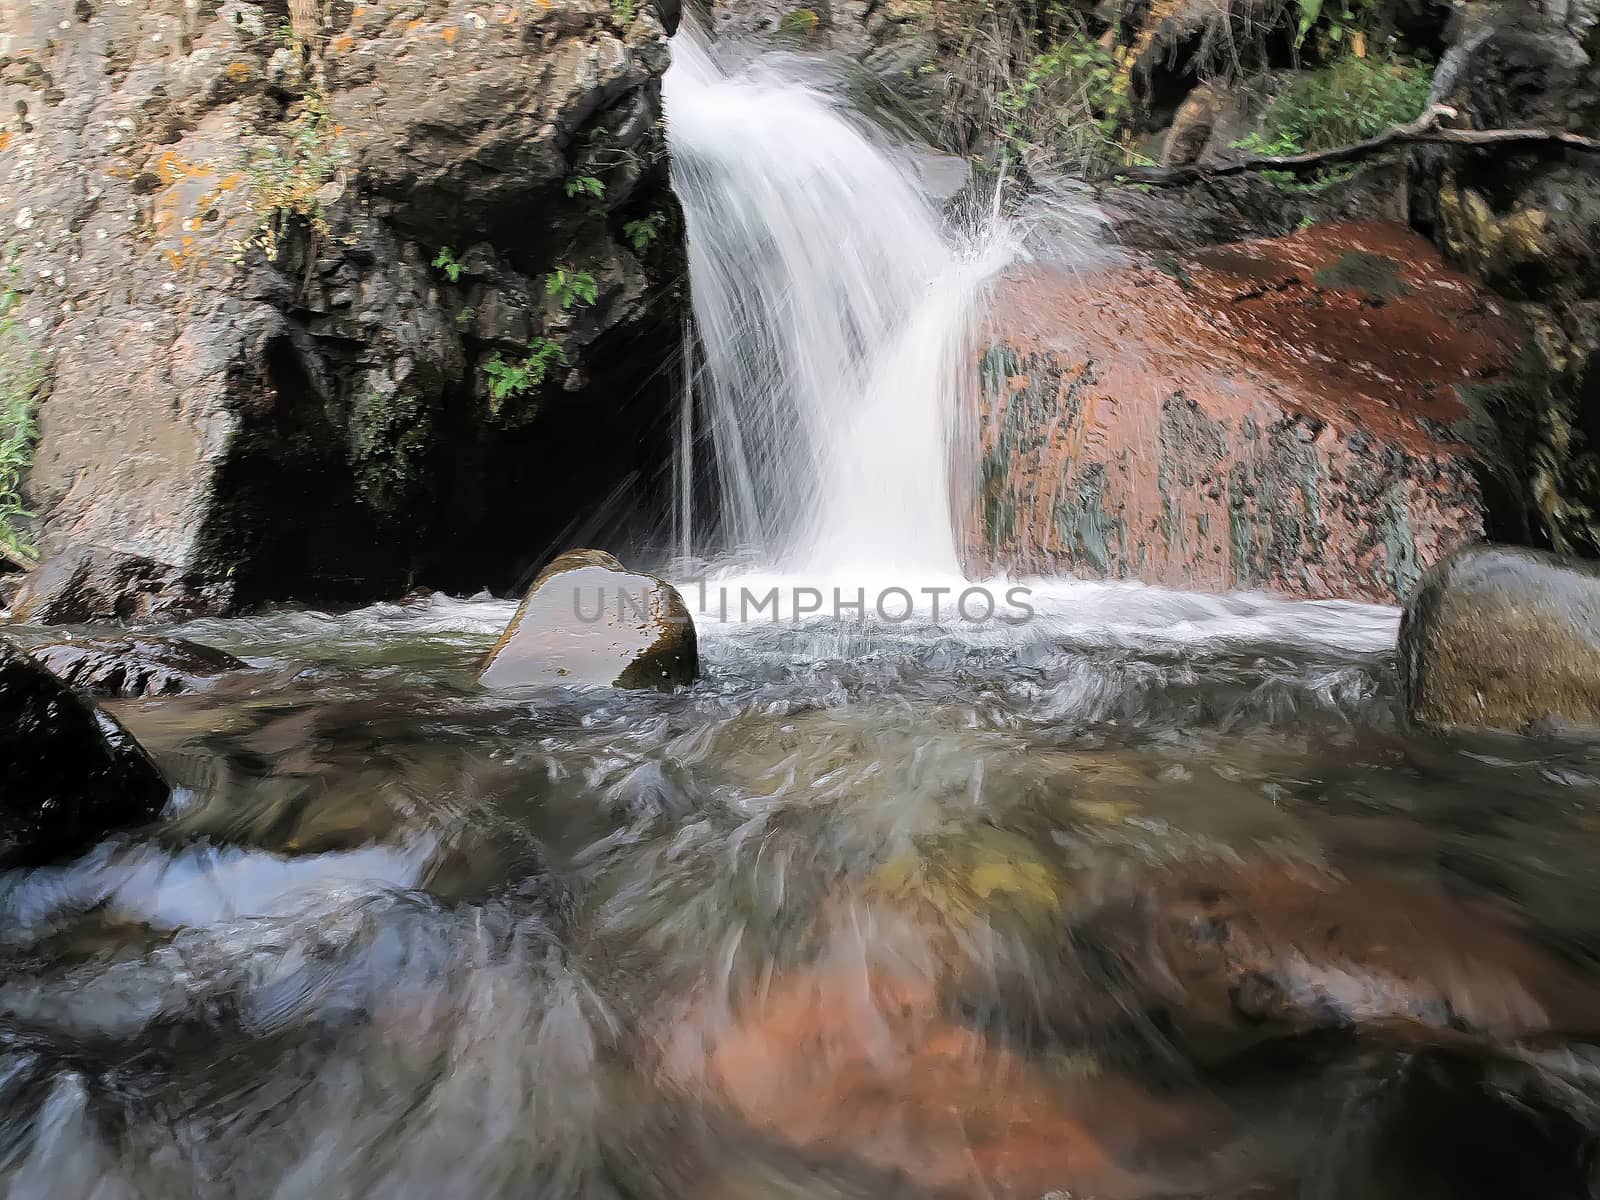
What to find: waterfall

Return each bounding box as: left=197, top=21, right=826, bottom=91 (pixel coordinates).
left=663, top=25, right=1011, bottom=582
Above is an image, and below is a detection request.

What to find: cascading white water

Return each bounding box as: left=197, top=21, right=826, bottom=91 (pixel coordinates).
left=664, top=26, right=1011, bottom=581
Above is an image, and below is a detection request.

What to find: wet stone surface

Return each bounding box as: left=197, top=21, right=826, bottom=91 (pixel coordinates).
left=479, top=550, right=699, bottom=691
left=967, top=220, right=1511, bottom=603
left=1400, top=542, right=1600, bottom=732
left=0, top=638, right=170, bottom=869
left=26, top=635, right=251, bottom=699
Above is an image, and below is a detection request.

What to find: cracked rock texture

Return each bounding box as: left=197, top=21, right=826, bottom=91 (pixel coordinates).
left=0, top=0, right=684, bottom=621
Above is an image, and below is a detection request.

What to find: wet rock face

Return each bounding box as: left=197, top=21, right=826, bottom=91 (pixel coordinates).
left=480, top=549, right=697, bottom=691
left=11, top=545, right=232, bottom=626
left=1398, top=543, right=1600, bottom=732
left=0, top=639, right=169, bottom=869
left=0, top=0, right=684, bottom=618
left=1420, top=0, right=1600, bottom=556
left=965, top=220, right=1510, bottom=603
left=28, top=636, right=249, bottom=699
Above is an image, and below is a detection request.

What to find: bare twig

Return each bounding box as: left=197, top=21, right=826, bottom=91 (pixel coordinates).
left=1103, top=105, right=1600, bottom=187
left=0, top=542, right=36, bottom=573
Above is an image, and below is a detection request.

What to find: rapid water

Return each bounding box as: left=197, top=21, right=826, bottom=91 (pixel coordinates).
left=5, top=590, right=1600, bottom=1197
left=666, top=25, right=1010, bottom=578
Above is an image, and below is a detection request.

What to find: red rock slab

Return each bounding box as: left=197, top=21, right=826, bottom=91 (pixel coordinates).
left=658, top=961, right=1232, bottom=1199
left=964, top=220, right=1516, bottom=603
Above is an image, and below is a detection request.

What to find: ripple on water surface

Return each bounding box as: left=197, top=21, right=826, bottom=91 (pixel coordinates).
left=3, top=582, right=1600, bottom=1197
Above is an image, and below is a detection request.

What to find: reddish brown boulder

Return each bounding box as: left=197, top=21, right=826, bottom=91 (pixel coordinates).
left=659, top=962, right=1231, bottom=1199
left=964, top=220, right=1518, bottom=603
left=1068, top=859, right=1600, bottom=1065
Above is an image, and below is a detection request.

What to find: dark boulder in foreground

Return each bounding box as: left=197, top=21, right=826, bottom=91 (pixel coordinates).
left=29, top=636, right=250, bottom=700
left=480, top=550, right=698, bottom=691
left=0, top=640, right=170, bottom=869
left=1398, top=543, right=1600, bottom=732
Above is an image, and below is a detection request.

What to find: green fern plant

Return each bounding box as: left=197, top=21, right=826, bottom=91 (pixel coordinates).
left=565, top=174, right=605, bottom=201
left=1236, top=54, right=1432, bottom=158
left=623, top=212, right=664, bottom=254
left=546, top=267, right=599, bottom=310
left=484, top=338, right=568, bottom=415
left=432, top=246, right=464, bottom=283
left=994, top=26, right=1134, bottom=176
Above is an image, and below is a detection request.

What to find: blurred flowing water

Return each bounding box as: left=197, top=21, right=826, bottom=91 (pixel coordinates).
left=665, top=24, right=1013, bottom=576
left=3, top=584, right=1600, bottom=1197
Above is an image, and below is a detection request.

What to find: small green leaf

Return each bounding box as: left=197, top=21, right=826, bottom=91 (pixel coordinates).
left=1295, top=0, right=1324, bottom=47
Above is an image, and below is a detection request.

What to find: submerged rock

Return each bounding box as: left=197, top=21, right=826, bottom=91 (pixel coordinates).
left=967, top=220, right=1508, bottom=603
left=479, top=550, right=697, bottom=691
left=0, top=640, right=170, bottom=869
left=28, top=636, right=250, bottom=700
left=662, top=960, right=1231, bottom=1199
left=1399, top=543, right=1600, bottom=732
left=1063, top=859, right=1600, bottom=1066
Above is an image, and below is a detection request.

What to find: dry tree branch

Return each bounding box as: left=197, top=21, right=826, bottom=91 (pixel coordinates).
left=1101, top=105, right=1600, bottom=187
left=0, top=542, right=36, bottom=573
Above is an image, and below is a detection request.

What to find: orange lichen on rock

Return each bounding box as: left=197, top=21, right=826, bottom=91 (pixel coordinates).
left=154, top=150, right=212, bottom=184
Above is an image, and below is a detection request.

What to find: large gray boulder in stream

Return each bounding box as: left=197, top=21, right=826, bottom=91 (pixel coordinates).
left=0, top=640, right=170, bottom=869
left=1398, top=544, right=1600, bottom=732
left=480, top=550, right=697, bottom=691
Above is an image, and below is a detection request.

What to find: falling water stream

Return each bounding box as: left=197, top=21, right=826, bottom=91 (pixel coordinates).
left=4, top=23, right=1600, bottom=1200
left=665, top=26, right=1010, bottom=579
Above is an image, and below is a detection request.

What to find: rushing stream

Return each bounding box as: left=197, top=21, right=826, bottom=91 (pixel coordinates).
left=6, top=24, right=1600, bottom=1200
left=5, top=588, right=1600, bottom=1197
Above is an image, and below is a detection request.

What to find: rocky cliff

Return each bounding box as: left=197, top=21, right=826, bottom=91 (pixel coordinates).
left=1418, top=0, right=1600, bottom=557
left=0, top=0, right=684, bottom=621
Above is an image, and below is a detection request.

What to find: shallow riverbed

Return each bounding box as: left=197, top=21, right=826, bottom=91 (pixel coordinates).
left=3, top=578, right=1600, bottom=1198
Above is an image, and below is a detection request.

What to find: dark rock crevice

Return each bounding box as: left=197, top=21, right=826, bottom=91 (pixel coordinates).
left=1, top=0, right=688, bottom=621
